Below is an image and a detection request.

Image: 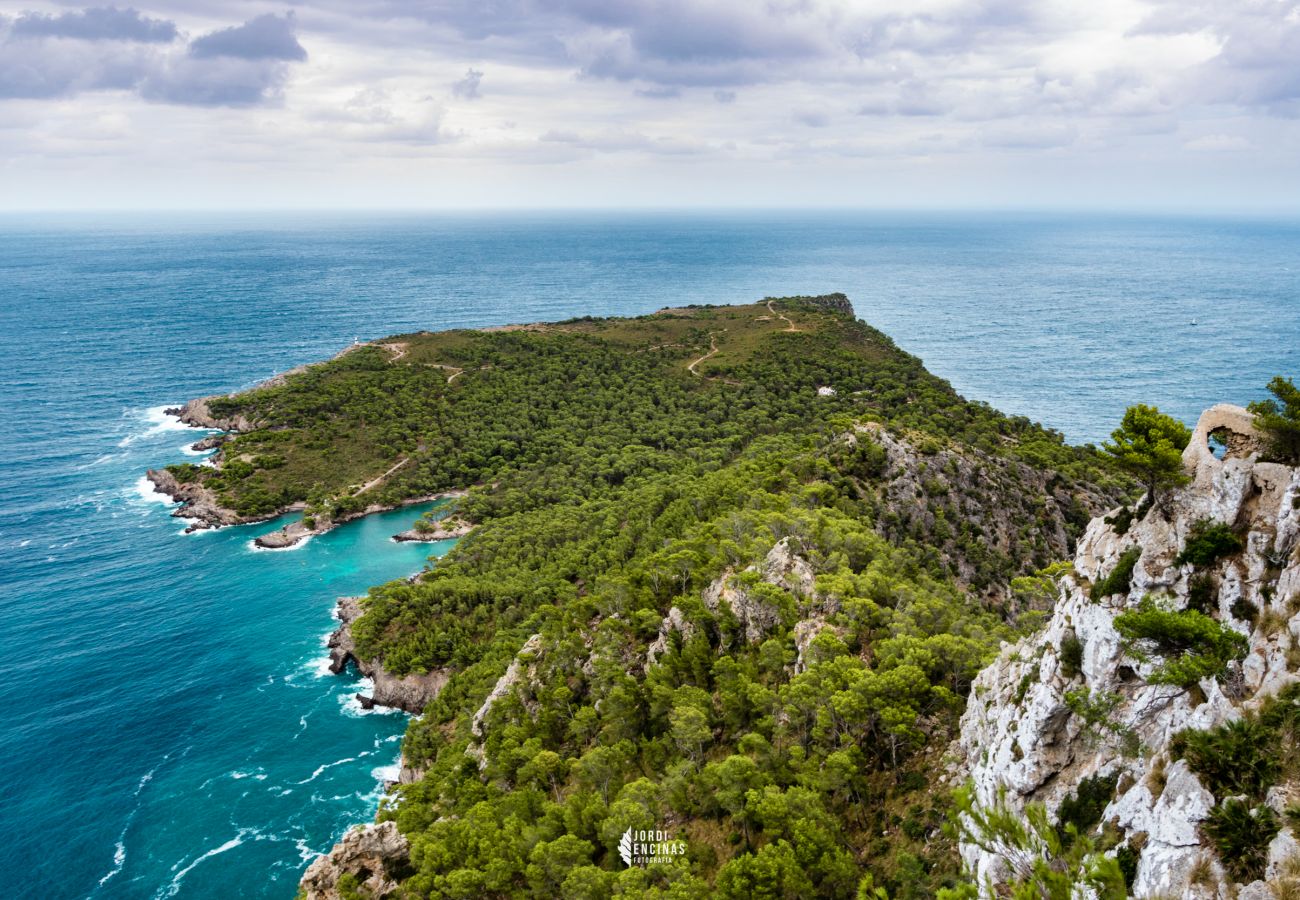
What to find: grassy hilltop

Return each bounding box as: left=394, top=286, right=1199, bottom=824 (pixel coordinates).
left=164, top=295, right=1127, bottom=897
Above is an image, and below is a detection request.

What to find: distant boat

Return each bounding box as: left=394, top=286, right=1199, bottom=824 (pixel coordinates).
left=1190, top=318, right=1198, bottom=326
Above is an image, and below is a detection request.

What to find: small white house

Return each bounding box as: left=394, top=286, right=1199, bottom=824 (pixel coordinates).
left=817, top=386, right=837, bottom=397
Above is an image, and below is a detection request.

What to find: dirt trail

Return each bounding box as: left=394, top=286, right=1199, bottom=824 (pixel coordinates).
left=767, top=299, right=799, bottom=332
left=687, top=331, right=722, bottom=376
left=356, top=456, right=411, bottom=495
left=378, top=342, right=409, bottom=361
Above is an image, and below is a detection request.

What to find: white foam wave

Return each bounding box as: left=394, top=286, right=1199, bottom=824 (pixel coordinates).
left=230, top=769, right=268, bottom=781
left=158, top=832, right=249, bottom=898
left=96, top=841, right=127, bottom=888
left=179, top=442, right=216, bottom=457
left=295, top=756, right=359, bottom=785
left=247, top=533, right=313, bottom=553
left=337, top=678, right=403, bottom=718
left=93, top=765, right=156, bottom=891
left=78, top=452, right=126, bottom=470
left=131, top=475, right=178, bottom=507
left=117, top=405, right=196, bottom=449
left=311, top=654, right=336, bottom=678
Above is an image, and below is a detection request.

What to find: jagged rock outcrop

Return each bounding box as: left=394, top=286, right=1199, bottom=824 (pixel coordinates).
left=190, top=433, right=229, bottom=452
left=647, top=538, right=825, bottom=668
left=850, top=422, right=1110, bottom=598
left=327, top=597, right=450, bottom=714
left=165, top=397, right=255, bottom=433
left=790, top=292, right=855, bottom=316
left=299, top=821, right=410, bottom=900
left=145, top=466, right=252, bottom=530
left=467, top=634, right=543, bottom=767
left=955, top=405, right=1300, bottom=897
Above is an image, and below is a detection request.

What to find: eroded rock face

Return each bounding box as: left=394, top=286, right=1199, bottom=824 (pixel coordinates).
left=955, top=405, right=1300, bottom=896
left=299, top=821, right=410, bottom=900
left=327, top=597, right=449, bottom=714
left=852, top=422, right=1111, bottom=598
left=145, top=467, right=250, bottom=530
left=467, top=634, right=543, bottom=767
left=165, top=397, right=255, bottom=433
left=644, top=538, right=820, bottom=665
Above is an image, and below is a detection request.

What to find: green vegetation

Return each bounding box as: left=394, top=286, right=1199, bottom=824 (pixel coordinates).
left=1203, top=800, right=1278, bottom=882
left=1090, top=546, right=1141, bottom=602
left=1174, top=519, right=1243, bottom=568
left=1113, top=596, right=1248, bottom=687
left=168, top=298, right=1130, bottom=896
left=1249, top=376, right=1300, bottom=464
left=1169, top=687, right=1300, bottom=881
left=939, top=784, right=1126, bottom=900
left=1054, top=772, right=1119, bottom=846
left=174, top=299, right=1119, bottom=534
left=1102, top=404, right=1191, bottom=506
left=1059, top=635, right=1084, bottom=679
left=1171, top=719, right=1278, bottom=799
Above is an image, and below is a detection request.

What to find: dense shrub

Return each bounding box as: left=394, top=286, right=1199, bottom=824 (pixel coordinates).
left=1174, top=519, right=1243, bottom=568
left=1115, top=844, right=1139, bottom=890
left=1059, top=635, right=1084, bottom=679
left=1171, top=719, right=1278, bottom=800
left=1186, top=573, right=1217, bottom=614
left=1113, top=596, right=1248, bottom=687
left=1090, top=547, right=1142, bottom=602
left=1055, top=771, right=1118, bottom=845
left=1249, top=376, right=1300, bottom=465
left=1203, top=799, right=1279, bottom=882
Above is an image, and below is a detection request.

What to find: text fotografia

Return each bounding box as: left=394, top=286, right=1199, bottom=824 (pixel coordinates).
left=618, top=828, right=687, bottom=866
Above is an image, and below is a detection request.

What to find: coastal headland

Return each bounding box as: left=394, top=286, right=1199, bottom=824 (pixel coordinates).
left=148, top=295, right=1143, bottom=898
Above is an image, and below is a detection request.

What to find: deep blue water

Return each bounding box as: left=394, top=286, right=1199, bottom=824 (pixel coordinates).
left=1, top=211, right=1298, bottom=899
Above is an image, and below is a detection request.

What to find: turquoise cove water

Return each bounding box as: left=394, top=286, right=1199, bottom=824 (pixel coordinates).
left=1, top=211, right=1298, bottom=898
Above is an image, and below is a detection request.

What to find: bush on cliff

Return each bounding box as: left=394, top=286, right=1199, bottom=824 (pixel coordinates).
left=1113, top=596, right=1247, bottom=687
left=1249, top=375, right=1300, bottom=465
left=1203, top=800, right=1279, bottom=882
left=1174, top=519, right=1244, bottom=568
left=1090, top=546, right=1141, bottom=602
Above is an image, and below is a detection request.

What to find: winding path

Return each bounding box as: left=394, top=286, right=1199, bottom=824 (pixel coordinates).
left=687, top=331, right=722, bottom=376
left=767, top=299, right=799, bottom=332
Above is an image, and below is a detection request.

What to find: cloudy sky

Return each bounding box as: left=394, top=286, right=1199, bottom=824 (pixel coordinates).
left=1, top=0, right=1299, bottom=210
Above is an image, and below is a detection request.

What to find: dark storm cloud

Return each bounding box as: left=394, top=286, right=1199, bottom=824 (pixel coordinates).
left=188, top=13, right=306, bottom=61
left=10, top=6, right=177, bottom=42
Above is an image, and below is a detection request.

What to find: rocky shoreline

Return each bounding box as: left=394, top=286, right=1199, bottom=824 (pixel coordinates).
left=327, top=596, right=450, bottom=715
left=391, top=513, right=474, bottom=543
left=253, top=492, right=467, bottom=550
left=146, top=402, right=469, bottom=546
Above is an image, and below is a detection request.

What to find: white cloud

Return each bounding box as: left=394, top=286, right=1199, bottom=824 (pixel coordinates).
left=1, top=0, right=1300, bottom=209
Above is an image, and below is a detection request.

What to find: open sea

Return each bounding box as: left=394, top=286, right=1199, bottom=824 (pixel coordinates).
left=1, top=211, right=1298, bottom=898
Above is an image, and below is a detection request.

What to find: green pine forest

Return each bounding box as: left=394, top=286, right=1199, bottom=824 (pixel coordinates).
left=164, top=296, right=1130, bottom=897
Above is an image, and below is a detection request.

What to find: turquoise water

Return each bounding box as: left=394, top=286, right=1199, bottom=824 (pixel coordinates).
left=1, top=212, right=1298, bottom=898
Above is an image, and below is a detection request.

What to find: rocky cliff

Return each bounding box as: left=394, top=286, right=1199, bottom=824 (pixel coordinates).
left=956, top=404, right=1300, bottom=897
left=298, top=821, right=411, bottom=900
left=327, top=596, right=450, bottom=714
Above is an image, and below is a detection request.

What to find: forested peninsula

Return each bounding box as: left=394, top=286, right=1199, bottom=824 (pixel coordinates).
left=150, top=295, right=1137, bottom=897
